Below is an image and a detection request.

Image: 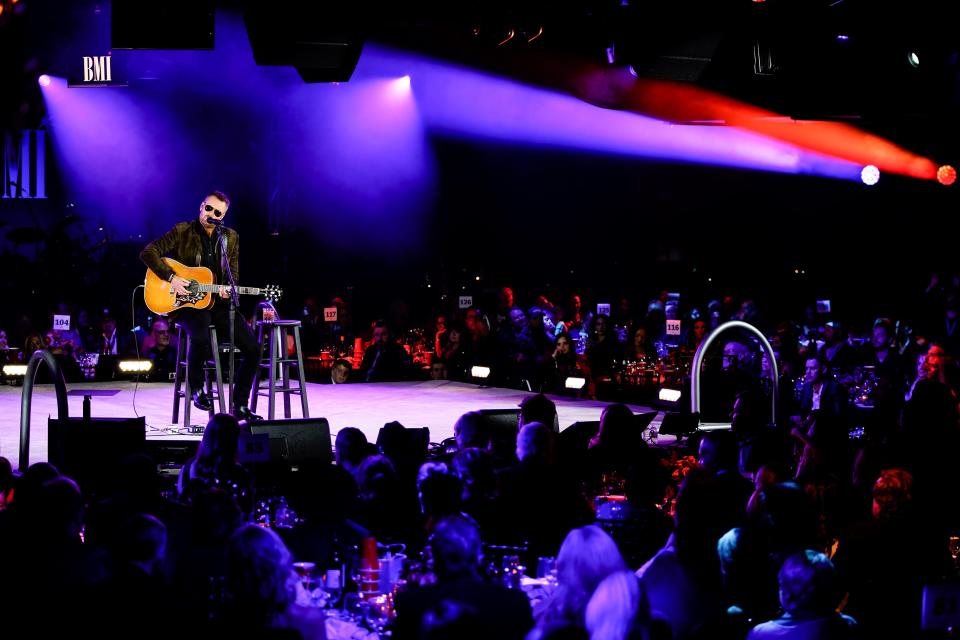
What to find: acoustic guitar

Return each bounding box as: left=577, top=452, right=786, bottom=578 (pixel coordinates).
left=144, top=258, right=282, bottom=315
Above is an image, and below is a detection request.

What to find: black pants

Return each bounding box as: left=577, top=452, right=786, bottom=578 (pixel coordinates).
left=176, top=304, right=260, bottom=408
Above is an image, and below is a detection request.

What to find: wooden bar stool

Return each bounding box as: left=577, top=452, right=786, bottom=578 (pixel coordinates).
left=171, top=323, right=229, bottom=427
left=251, top=319, right=309, bottom=420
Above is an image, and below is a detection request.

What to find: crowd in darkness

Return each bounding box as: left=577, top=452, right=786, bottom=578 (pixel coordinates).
left=2, top=273, right=960, bottom=638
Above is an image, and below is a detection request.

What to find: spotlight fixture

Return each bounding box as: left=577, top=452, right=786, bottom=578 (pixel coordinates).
left=564, top=376, right=587, bottom=390
left=860, top=165, right=880, bottom=186
left=3, top=364, right=28, bottom=377
left=658, top=388, right=682, bottom=403
left=38, top=74, right=51, bottom=87
left=907, top=52, right=920, bottom=68
left=118, top=359, right=153, bottom=374
left=937, top=165, right=956, bottom=186
left=470, top=366, right=491, bottom=379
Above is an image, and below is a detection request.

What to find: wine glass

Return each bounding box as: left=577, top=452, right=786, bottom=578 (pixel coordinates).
left=293, top=562, right=320, bottom=606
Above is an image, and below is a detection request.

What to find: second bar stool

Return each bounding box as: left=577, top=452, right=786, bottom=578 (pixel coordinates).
left=171, top=322, right=229, bottom=427
left=251, top=319, right=309, bottom=420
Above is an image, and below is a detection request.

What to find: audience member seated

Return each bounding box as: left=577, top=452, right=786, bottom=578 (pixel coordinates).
left=220, top=524, right=326, bottom=639
left=534, top=525, right=626, bottom=630
left=795, top=353, right=847, bottom=426
left=440, top=321, right=470, bottom=381
left=171, top=487, right=244, bottom=624
left=418, top=462, right=465, bottom=534
left=747, top=551, right=857, bottom=640
left=430, top=359, right=449, bottom=380
left=527, top=307, right=557, bottom=388
left=352, top=454, right=421, bottom=545
left=550, top=334, right=583, bottom=392
left=5, top=475, right=112, bottom=628
left=96, top=313, right=133, bottom=356
left=454, top=411, right=492, bottom=452
left=625, top=324, right=655, bottom=362
left=584, top=314, right=621, bottom=383
left=697, top=431, right=753, bottom=533
left=700, top=339, right=764, bottom=423
left=361, top=320, right=411, bottom=382
left=819, top=321, right=856, bottom=373
left=393, top=515, right=533, bottom=640
left=451, top=448, right=504, bottom=543
left=718, top=482, right=819, bottom=627
left=177, top=413, right=254, bottom=517
left=497, top=423, right=592, bottom=557
left=638, top=468, right=729, bottom=640
left=833, top=468, right=952, bottom=638
left=464, top=307, right=496, bottom=371
left=585, top=570, right=660, bottom=640
left=144, top=318, right=177, bottom=380
left=583, top=404, right=652, bottom=498
left=331, top=358, right=353, bottom=384
left=520, top=393, right=559, bottom=433
left=102, top=514, right=175, bottom=635
left=496, top=307, right=539, bottom=388
left=85, top=453, right=189, bottom=573
left=335, top=426, right=372, bottom=479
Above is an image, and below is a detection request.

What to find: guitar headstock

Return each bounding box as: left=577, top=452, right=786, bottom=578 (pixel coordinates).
left=263, top=285, right=283, bottom=302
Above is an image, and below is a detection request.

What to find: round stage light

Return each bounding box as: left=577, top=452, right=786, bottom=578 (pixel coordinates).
left=937, top=165, right=957, bottom=186
left=38, top=74, right=51, bottom=87
left=861, top=165, right=880, bottom=186
left=908, top=52, right=920, bottom=68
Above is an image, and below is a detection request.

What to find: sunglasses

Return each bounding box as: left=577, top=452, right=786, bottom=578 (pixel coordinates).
left=203, top=204, right=224, bottom=217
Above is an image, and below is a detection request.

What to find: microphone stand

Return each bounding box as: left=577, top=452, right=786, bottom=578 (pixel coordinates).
left=215, top=224, right=241, bottom=413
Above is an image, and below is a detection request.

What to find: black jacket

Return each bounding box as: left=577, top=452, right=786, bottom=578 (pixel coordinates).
left=140, top=220, right=240, bottom=284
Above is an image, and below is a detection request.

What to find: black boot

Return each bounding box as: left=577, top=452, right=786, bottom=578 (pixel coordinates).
left=192, top=390, right=213, bottom=412
left=234, top=404, right=263, bottom=422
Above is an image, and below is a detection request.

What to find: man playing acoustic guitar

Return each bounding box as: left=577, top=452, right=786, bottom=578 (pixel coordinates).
left=140, top=190, right=263, bottom=421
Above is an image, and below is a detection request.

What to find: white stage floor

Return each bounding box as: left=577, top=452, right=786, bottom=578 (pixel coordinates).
left=0, top=380, right=659, bottom=467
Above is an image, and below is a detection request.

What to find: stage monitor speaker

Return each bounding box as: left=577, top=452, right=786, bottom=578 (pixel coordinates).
left=659, top=412, right=700, bottom=436
left=248, top=418, right=332, bottom=466
left=112, top=0, right=215, bottom=50
left=244, top=4, right=364, bottom=82
left=477, top=409, right=520, bottom=459
left=376, top=425, right=430, bottom=460
left=48, top=417, right=147, bottom=494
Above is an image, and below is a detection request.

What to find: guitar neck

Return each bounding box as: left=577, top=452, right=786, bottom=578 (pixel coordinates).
left=195, top=284, right=262, bottom=295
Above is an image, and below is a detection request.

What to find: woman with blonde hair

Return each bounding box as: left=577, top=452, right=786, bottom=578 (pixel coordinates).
left=534, top=525, right=627, bottom=627
left=586, top=570, right=653, bottom=640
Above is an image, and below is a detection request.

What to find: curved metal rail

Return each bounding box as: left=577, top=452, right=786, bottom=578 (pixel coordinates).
left=18, top=349, right=69, bottom=470
left=690, top=320, right=778, bottom=431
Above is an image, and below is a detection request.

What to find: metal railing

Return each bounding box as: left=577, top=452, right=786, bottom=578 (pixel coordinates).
left=690, top=320, right=778, bottom=431
left=19, top=349, right=69, bottom=471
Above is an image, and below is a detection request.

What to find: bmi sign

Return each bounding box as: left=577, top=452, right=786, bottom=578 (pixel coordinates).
left=68, top=54, right=127, bottom=87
